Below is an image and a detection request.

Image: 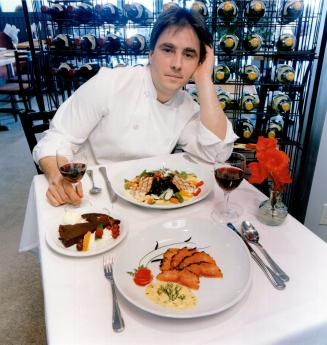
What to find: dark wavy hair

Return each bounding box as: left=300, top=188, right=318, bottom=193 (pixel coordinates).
left=149, top=7, right=212, bottom=63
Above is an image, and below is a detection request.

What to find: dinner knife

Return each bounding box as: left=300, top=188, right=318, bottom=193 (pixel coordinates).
left=227, top=223, right=286, bottom=290
left=99, top=166, right=117, bottom=203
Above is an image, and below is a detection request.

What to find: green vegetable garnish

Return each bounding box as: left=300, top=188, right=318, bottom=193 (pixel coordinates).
left=157, top=283, right=186, bottom=301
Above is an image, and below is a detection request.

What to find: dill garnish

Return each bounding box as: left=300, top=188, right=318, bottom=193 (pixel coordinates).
left=157, top=283, right=186, bottom=301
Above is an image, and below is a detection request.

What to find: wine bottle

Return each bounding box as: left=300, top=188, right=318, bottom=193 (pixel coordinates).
left=275, top=64, right=295, bottom=84
left=41, top=3, right=66, bottom=22
left=240, top=65, right=260, bottom=84
left=77, top=63, right=100, bottom=80
left=125, top=34, right=147, bottom=53
left=271, top=92, right=292, bottom=114
left=267, top=115, right=284, bottom=138
left=277, top=33, right=296, bottom=51
left=245, top=0, right=266, bottom=22
left=67, top=2, right=94, bottom=24
left=239, top=93, right=259, bottom=112
left=101, top=34, right=121, bottom=54
left=56, top=63, right=76, bottom=81
left=191, top=1, right=209, bottom=19
left=52, top=34, right=73, bottom=50
left=243, top=33, right=263, bottom=52
left=219, top=34, right=239, bottom=53
left=79, top=34, right=98, bottom=52
left=216, top=89, right=232, bottom=111
left=124, top=3, right=152, bottom=24
left=214, top=64, right=231, bottom=83
left=236, top=117, right=255, bottom=140
left=217, top=1, right=238, bottom=22
left=281, top=0, right=304, bottom=24
left=95, top=3, right=127, bottom=25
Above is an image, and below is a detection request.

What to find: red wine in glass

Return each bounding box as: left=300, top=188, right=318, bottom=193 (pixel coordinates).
left=212, top=152, right=246, bottom=223
left=59, top=162, right=87, bottom=183
left=215, top=166, right=244, bottom=192
left=56, top=146, right=88, bottom=207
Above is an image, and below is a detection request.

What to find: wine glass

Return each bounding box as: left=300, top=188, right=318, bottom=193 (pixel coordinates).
left=56, top=146, right=88, bottom=206
left=212, top=152, right=246, bottom=223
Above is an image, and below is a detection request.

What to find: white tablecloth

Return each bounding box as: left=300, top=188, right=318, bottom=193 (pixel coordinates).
left=19, top=153, right=327, bottom=345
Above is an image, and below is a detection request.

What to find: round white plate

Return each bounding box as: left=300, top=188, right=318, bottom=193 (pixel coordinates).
left=45, top=207, right=128, bottom=257
left=114, top=218, right=252, bottom=318
left=111, top=158, right=214, bottom=209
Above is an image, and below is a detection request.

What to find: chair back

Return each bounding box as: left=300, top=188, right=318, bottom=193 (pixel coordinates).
left=15, top=50, right=33, bottom=85
left=19, top=110, right=56, bottom=173
left=14, top=50, right=37, bottom=111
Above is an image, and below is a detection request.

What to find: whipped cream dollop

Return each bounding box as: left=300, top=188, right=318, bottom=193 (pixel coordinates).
left=62, top=211, right=86, bottom=225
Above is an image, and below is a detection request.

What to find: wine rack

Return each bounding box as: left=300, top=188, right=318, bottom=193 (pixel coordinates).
left=27, top=0, right=324, bottom=213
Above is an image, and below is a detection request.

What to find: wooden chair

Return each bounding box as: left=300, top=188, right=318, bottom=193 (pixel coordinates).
left=19, top=109, right=56, bottom=174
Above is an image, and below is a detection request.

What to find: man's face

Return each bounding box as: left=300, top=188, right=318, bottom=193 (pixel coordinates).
left=149, top=25, right=201, bottom=103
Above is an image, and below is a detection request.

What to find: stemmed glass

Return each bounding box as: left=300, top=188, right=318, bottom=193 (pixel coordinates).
left=212, top=152, right=246, bottom=223
left=56, top=146, right=88, bottom=206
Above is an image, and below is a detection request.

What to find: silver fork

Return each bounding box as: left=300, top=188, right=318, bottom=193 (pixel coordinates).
left=103, top=256, right=125, bottom=332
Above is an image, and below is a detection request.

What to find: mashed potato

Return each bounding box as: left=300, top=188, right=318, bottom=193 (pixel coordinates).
left=145, top=282, right=197, bottom=310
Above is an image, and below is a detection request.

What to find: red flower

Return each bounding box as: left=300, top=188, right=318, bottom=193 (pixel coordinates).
left=248, top=161, right=269, bottom=184
left=256, top=136, right=278, bottom=157
left=248, top=136, right=292, bottom=192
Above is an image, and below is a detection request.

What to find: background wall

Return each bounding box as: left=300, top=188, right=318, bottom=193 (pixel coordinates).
left=304, top=36, right=327, bottom=241
left=305, top=105, right=327, bottom=242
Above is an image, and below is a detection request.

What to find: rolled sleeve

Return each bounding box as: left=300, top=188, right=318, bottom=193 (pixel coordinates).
left=179, top=116, right=239, bottom=163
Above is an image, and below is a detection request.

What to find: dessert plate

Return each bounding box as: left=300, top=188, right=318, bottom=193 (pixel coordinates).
left=114, top=217, right=252, bottom=318
left=45, top=207, right=127, bottom=257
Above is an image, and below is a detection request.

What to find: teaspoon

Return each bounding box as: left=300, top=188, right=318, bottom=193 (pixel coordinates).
left=241, top=221, right=289, bottom=282
left=86, top=169, right=102, bottom=195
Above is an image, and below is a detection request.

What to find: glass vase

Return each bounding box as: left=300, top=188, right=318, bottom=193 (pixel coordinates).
left=256, top=189, right=288, bottom=226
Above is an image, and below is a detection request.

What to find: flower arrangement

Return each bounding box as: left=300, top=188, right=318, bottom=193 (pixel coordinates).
left=248, top=136, right=292, bottom=225
left=248, top=136, right=292, bottom=192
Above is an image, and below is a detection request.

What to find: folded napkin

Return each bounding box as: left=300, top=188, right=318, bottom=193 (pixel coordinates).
left=3, top=24, right=20, bottom=48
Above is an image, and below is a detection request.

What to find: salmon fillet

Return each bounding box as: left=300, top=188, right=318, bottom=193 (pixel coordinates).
left=178, top=251, right=216, bottom=269
left=157, top=247, right=223, bottom=289
left=160, top=248, right=179, bottom=271
left=157, top=269, right=200, bottom=290
left=185, top=262, right=223, bottom=278
left=170, top=247, right=197, bottom=269
left=157, top=269, right=180, bottom=283
left=178, top=269, right=199, bottom=289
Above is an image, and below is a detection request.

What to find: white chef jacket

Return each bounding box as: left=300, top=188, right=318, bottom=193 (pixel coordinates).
left=33, top=65, right=237, bottom=165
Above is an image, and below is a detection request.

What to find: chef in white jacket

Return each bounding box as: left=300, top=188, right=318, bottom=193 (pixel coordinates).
left=34, top=7, right=237, bottom=206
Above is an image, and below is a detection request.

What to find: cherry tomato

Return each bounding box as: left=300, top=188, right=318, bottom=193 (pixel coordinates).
left=95, top=228, right=103, bottom=239
left=193, top=188, right=201, bottom=196
left=196, top=180, right=204, bottom=187
left=133, top=267, right=153, bottom=286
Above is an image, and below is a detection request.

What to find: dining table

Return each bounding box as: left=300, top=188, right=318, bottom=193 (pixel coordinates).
left=19, top=153, right=327, bottom=345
